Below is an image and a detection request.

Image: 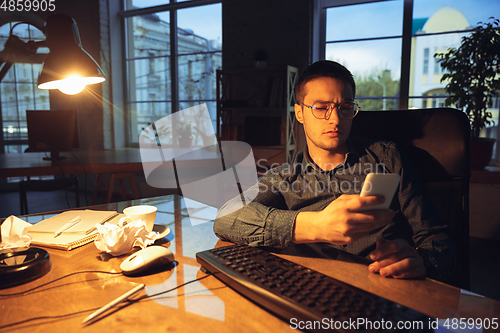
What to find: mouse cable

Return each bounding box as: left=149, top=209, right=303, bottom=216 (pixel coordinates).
left=132, top=271, right=216, bottom=303
left=0, top=271, right=218, bottom=330
left=0, top=307, right=103, bottom=331
left=0, top=270, right=123, bottom=298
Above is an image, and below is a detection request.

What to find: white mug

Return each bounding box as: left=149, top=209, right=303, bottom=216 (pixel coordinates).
left=122, top=205, right=157, bottom=232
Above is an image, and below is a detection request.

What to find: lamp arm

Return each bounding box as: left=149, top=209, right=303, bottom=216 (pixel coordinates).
left=0, top=47, right=9, bottom=67
left=0, top=61, right=13, bottom=83
left=0, top=36, right=46, bottom=83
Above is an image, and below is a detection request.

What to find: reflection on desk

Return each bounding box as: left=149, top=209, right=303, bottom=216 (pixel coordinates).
left=0, top=194, right=499, bottom=332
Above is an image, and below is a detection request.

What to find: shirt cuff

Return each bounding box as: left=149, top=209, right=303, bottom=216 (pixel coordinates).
left=264, top=208, right=300, bottom=248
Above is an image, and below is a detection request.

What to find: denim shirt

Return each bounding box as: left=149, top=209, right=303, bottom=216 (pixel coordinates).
left=213, top=136, right=456, bottom=280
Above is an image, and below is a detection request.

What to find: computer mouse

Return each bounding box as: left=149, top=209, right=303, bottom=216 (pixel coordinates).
left=120, top=246, right=175, bottom=276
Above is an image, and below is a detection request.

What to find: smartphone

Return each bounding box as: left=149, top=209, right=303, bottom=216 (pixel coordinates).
left=359, top=173, right=400, bottom=211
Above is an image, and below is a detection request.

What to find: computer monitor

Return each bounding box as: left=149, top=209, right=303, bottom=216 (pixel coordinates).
left=25, top=110, right=79, bottom=161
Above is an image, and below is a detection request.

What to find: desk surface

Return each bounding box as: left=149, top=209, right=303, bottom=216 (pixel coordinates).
left=1, top=195, right=499, bottom=332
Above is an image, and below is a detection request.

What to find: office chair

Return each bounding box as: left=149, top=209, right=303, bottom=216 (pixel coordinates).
left=351, top=107, right=471, bottom=290
left=19, top=175, right=80, bottom=215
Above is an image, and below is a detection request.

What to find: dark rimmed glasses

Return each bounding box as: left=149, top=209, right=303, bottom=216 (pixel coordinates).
left=298, top=100, right=359, bottom=119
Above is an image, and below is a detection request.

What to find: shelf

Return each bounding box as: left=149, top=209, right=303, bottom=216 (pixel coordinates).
left=216, top=66, right=299, bottom=165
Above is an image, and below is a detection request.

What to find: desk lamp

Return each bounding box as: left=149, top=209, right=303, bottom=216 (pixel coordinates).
left=37, top=13, right=105, bottom=94
left=0, top=13, right=105, bottom=94
left=0, top=13, right=104, bottom=287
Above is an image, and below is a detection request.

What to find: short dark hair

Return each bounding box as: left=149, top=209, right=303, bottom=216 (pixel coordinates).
left=295, top=60, right=356, bottom=103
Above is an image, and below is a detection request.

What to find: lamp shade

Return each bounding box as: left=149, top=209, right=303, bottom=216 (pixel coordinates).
left=37, top=13, right=105, bottom=95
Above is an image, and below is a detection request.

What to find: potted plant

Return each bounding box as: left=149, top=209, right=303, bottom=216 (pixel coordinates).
left=436, top=17, right=500, bottom=169
left=176, top=123, right=194, bottom=148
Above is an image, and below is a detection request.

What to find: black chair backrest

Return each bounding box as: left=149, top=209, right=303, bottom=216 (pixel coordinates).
left=351, top=107, right=471, bottom=289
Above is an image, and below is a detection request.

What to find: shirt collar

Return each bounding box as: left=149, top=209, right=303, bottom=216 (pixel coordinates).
left=302, top=137, right=360, bottom=174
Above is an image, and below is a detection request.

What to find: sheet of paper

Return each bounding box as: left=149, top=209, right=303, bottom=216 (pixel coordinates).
left=28, top=210, right=118, bottom=234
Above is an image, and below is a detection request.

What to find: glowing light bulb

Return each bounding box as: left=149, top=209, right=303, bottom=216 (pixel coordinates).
left=38, top=75, right=105, bottom=95
left=58, top=75, right=86, bottom=95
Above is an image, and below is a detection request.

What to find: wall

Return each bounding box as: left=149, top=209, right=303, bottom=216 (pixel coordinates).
left=222, top=0, right=312, bottom=72
left=222, top=0, right=311, bottom=153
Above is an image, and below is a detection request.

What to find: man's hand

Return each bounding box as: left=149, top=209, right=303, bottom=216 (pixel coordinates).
left=368, top=238, right=426, bottom=279
left=293, top=194, right=394, bottom=245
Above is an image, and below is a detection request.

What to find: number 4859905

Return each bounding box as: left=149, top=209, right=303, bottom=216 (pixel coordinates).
left=1, top=0, right=56, bottom=12
left=443, top=318, right=498, bottom=330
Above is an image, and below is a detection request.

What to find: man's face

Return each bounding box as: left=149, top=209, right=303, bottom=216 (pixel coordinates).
left=295, top=76, right=354, bottom=155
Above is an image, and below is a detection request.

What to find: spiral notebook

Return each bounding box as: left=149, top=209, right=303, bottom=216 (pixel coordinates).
left=28, top=210, right=118, bottom=251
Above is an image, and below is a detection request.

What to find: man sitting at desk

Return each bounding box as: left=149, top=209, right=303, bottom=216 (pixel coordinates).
left=213, top=60, right=456, bottom=282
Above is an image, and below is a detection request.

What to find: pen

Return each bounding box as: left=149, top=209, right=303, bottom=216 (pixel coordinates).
left=82, top=283, right=145, bottom=325
left=54, top=216, right=81, bottom=237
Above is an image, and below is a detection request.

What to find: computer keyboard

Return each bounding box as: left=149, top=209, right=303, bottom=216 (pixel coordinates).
left=196, top=245, right=431, bottom=332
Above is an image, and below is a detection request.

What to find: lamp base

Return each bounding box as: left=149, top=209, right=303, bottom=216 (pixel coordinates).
left=43, top=150, right=66, bottom=161
left=43, top=155, right=67, bottom=161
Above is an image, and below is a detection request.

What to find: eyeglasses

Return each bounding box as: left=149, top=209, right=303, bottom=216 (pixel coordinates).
left=298, top=101, right=359, bottom=119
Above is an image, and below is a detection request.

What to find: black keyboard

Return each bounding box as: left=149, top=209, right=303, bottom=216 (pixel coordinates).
left=196, top=245, right=431, bottom=332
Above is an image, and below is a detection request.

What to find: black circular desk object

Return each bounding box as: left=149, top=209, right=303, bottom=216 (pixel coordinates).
left=0, top=247, right=51, bottom=289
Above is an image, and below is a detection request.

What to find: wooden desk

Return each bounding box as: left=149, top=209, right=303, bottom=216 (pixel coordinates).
left=1, top=195, right=499, bottom=332
left=0, top=149, right=145, bottom=207
left=0, top=148, right=223, bottom=204
left=0, top=148, right=221, bottom=178
left=0, top=149, right=143, bottom=178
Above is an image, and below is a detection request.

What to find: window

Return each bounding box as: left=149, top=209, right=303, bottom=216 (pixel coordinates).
left=122, top=0, right=222, bottom=146
left=0, top=22, right=49, bottom=154
left=324, top=0, right=403, bottom=111
left=148, top=52, right=156, bottom=75
left=317, top=0, right=500, bottom=162
left=433, top=54, right=441, bottom=74
left=423, top=48, right=429, bottom=75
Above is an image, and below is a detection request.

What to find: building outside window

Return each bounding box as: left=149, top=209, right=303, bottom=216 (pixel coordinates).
left=122, top=0, right=222, bottom=147
left=423, top=48, right=429, bottom=75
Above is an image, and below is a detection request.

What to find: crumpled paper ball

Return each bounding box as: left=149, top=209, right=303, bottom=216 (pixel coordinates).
left=0, top=215, right=32, bottom=252
left=94, top=219, right=159, bottom=256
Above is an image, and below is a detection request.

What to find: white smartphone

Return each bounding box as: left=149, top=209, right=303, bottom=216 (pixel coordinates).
left=359, top=173, right=401, bottom=211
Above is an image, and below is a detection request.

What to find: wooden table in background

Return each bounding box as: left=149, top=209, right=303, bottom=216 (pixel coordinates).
left=0, top=149, right=145, bottom=178
left=0, top=148, right=223, bottom=204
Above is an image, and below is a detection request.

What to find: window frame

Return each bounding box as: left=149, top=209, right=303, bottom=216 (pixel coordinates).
left=120, top=0, right=222, bottom=147
left=314, top=0, right=500, bottom=165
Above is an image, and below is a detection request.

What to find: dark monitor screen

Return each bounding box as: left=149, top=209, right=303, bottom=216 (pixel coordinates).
left=25, top=110, right=79, bottom=161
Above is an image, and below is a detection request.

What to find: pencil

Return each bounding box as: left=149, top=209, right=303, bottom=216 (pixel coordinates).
left=82, top=283, right=145, bottom=325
